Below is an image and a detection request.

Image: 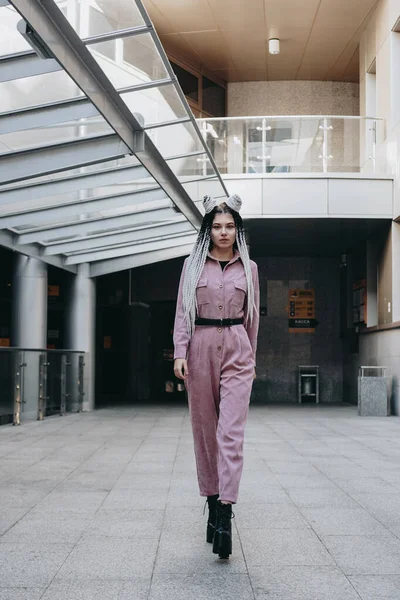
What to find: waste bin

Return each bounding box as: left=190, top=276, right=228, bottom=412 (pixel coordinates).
left=358, top=366, right=389, bottom=416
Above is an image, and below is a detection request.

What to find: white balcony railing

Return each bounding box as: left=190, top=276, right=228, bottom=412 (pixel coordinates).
left=196, top=116, right=383, bottom=176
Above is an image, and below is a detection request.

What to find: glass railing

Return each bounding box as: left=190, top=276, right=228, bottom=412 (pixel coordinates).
left=197, top=116, right=383, bottom=175
left=0, top=348, right=85, bottom=426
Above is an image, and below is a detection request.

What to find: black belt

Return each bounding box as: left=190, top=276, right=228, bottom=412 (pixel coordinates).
left=195, top=317, right=244, bottom=327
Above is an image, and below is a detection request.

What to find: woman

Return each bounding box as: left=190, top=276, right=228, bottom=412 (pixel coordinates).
left=173, top=194, right=260, bottom=559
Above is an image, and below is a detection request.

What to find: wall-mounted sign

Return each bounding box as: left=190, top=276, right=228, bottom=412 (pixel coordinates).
left=48, top=285, right=60, bottom=297
left=353, top=279, right=367, bottom=326
left=288, top=289, right=318, bottom=333
left=0, top=338, right=10, bottom=347
left=103, top=336, right=112, bottom=349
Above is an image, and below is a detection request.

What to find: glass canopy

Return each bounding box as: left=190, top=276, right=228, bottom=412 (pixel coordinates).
left=0, top=0, right=227, bottom=276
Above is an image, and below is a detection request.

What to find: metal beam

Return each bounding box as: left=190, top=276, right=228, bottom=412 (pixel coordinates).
left=90, top=242, right=193, bottom=277
left=0, top=163, right=147, bottom=206
left=0, top=186, right=166, bottom=228
left=16, top=205, right=175, bottom=244
left=0, top=229, right=77, bottom=273
left=0, top=134, right=129, bottom=185
left=64, top=232, right=197, bottom=265
left=9, top=0, right=202, bottom=229
left=0, top=52, right=61, bottom=83
left=144, top=117, right=191, bottom=130
left=0, top=97, right=99, bottom=136
left=42, top=217, right=190, bottom=255
left=1, top=77, right=174, bottom=138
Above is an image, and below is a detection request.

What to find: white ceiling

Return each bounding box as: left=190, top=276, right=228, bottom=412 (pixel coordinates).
left=143, top=0, right=379, bottom=82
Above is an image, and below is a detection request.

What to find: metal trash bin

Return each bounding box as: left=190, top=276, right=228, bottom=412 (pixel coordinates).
left=358, top=366, right=389, bottom=416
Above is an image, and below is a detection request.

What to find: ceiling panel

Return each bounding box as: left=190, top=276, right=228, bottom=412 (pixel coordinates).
left=147, top=0, right=217, bottom=32
left=142, top=0, right=380, bottom=82
left=181, top=31, right=236, bottom=70
left=208, top=0, right=265, bottom=31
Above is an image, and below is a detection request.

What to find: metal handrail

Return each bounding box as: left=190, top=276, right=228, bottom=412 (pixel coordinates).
left=198, top=115, right=383, bottom=121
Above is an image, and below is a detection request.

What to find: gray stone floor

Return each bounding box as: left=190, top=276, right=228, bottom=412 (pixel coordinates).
left=1, top=404, right=400, bottom=599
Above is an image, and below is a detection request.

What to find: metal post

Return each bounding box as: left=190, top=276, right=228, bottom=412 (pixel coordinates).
left=78, top=354, right=85, bottom=412
left=38, top=352, right=48, bottom=421
left=319, top=118, right=333, bottom=173
left=60, top=353, right=69, bottom=416
left=13, top=350, right=25, bottom=426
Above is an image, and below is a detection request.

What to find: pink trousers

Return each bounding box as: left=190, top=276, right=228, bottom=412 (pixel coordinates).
left=186, top=324, right=254, bottom=504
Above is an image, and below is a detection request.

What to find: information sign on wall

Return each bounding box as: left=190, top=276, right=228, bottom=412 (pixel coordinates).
left=353, top=279, right=367, bottom=325
left=288, top=289, right=318, bottom=333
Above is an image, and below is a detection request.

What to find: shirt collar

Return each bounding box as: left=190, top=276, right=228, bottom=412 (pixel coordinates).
left=207, top=249, right=241, bottom=265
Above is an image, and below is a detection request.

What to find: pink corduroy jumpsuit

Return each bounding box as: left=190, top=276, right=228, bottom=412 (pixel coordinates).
left=173, top=251, right=260, bottom=504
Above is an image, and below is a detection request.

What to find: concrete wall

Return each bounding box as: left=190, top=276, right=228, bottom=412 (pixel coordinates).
left=228, top=81, right=360, bottom=117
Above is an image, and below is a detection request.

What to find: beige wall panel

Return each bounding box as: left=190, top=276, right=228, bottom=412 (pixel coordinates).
left=234, top=69, right=268, bottom=81
left=228, top=81, right=359, bottom=116
left=376, top=0, right=391, bottom=52
left=223, top=177, right=262, bottom=214
left=389, top=0, right=400, bottom=30
left=208, top=0, right=265, bottom=31
left=365, top=9, right=377, bottom=70
left=359, top=33, right=367, bottom=76
left=328, top=178, right=393, bottom=216
left=376, top=37, right=391, bottom=124
left=262, top=178, right=328, bottom=215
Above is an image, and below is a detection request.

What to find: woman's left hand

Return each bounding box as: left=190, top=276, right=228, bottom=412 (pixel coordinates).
left=253, top=368, right=256, bottom=380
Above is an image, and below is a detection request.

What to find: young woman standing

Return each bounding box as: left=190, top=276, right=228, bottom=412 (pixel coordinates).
left=173, top=194, right=260, bottom=559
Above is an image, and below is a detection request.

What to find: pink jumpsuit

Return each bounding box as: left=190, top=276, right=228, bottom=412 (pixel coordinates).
left=173, top=251, right=260, bottom=503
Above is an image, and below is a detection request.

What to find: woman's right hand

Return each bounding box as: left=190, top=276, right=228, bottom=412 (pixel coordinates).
left=174, top=358, right=188, bottom=381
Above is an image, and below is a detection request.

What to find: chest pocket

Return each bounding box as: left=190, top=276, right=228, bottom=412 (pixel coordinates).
left=231, top=280, right=247, bottom=308
left=196, top=278, right=209, bottom=306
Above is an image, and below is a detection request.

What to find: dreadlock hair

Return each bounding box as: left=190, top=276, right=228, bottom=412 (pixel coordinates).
left=182, top=202, right=255, bottom=337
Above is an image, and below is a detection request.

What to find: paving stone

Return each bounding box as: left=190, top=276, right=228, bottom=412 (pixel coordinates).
left=249, top=566, right=361, bottom=599
left=0, top=516, right=89, bottom=545
left=300, top=507, right=392, bottom=536
left=154, top=530, right=247, bottom=574
left=54, top=538, right=158, bottom=580
left=239, top=529, right=335, bottom=567
left=287, top=487, right=360, bottom=508
left=41, top=579, right=151, bottom=599
left=0, top=542, right=73, bottom=587
left=149, top=573, right=254, bottom=600
left=0, top=588, right=45, bottom=600
left=348, top=575, right=400, bottom=599
left=322, top=535, right=400, bottom=575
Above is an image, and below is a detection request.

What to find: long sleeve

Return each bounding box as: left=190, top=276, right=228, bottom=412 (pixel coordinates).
left=173, top=259, right=191, bottom=360
left=245, top=261, right=260, bottom=362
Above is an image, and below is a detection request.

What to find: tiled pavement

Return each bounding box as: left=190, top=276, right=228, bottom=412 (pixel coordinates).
left=1, top=403, right=400, bottom=599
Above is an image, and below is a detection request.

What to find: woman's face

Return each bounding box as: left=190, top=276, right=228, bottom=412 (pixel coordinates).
left=210, top=212, right=236, bottom=251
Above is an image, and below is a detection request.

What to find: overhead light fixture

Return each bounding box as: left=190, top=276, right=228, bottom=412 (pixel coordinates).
left=17, top=19, right=53, bottom=59
left=269, top=38, right=280, bottom=55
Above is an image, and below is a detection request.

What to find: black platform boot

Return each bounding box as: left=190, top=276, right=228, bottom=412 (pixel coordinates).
left=206, top=494, right=219, bottom=543
left=212, top=501, right=234, bottom=559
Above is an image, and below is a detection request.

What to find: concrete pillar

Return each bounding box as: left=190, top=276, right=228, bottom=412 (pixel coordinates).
left=65, top=264, right=96, bottom=411
left=12, top=255, right=47, bottom=420
left=366, top=239, right=378, bottom=327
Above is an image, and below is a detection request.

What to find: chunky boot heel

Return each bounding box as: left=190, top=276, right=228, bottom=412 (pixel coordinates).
left=206, top=494, right=219, bottom=543
left=212, top=501, right=234, bottom=559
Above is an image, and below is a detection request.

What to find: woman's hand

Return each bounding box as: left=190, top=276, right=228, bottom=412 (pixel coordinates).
left=253, top=368, right=256, bottom=380
left=174, top=358, right=189, bottom=381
